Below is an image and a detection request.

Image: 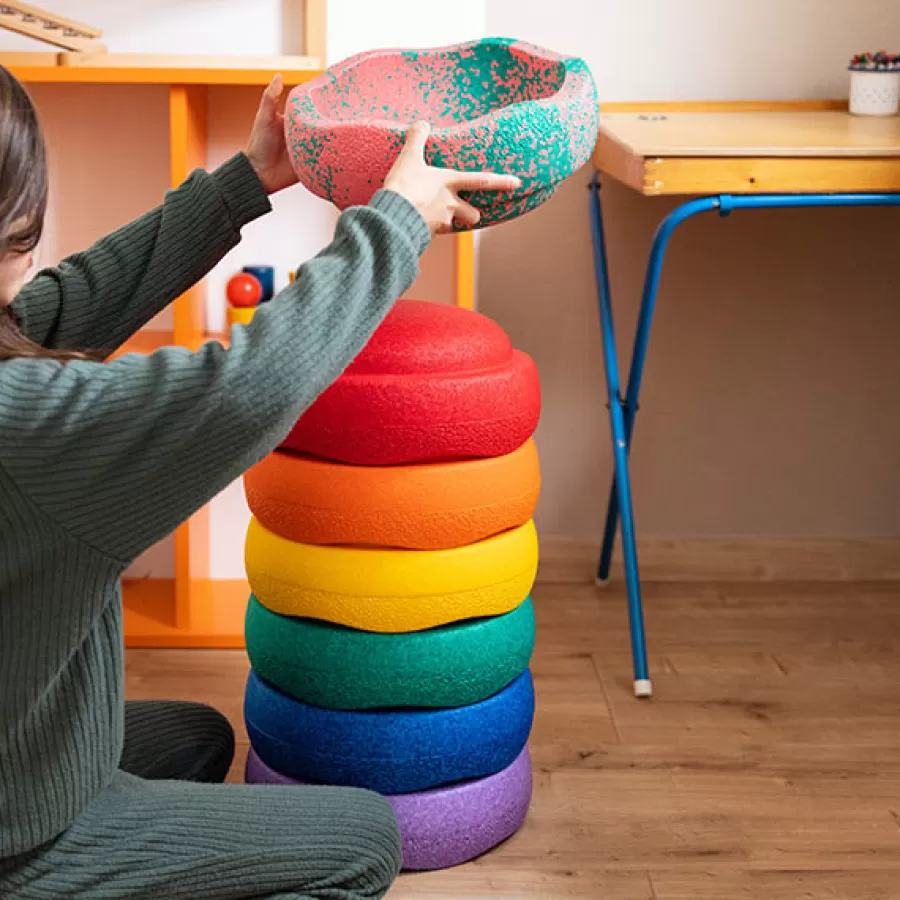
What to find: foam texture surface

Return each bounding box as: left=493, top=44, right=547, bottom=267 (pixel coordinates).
left=245, top=746, right=533, bottom=871
left=244, top=439, right=540, bottom=550
left=244, top=669, right=535, bottom=794
left=284, top=38, right=599, bottom=229
left=245, top=517, right=538, bottom=633
left=281, top=300, right=541, bottom=465
left=245, top=594, right=535, bottom=709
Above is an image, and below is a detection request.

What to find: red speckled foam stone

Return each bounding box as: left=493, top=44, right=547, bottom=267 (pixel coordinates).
left=283, top=38, right=599, bottom=229
left=282, top=300, right=541, bottom=465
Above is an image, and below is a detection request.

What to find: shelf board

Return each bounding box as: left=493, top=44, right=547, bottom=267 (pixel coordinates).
left=112, top=330, right=231, bottom=358
left=123, top=578, right=248, bottom=648
left=6, top=55, right=322, bottom=86
left=113, top=330, right=173, bottom=356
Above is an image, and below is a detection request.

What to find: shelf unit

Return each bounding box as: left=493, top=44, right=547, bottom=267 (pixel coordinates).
left=5, top=6, right=477, bottom=648
left=10, top=60, right=322, bottom=649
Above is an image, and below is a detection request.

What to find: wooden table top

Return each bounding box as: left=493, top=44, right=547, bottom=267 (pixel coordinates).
left=593, top=103, right=900, bottom=195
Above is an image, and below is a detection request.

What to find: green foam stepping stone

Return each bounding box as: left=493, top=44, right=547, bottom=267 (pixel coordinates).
left=245, top=594, right=535, bottom=710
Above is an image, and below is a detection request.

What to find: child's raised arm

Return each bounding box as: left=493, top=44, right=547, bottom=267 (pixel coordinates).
left=12, top=153, right=271, bottom=356
left=0, top=119, right=519, bottom=566
left=0, top=189, right=428, bottom=565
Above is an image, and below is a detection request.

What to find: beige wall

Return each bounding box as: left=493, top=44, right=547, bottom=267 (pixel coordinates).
left=484, top=0, right=900, bottom=541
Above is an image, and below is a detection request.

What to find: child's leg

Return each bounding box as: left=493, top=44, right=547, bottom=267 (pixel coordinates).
left=0, top=772, right=401, bottom=900
left=121, top=700, right=235, bottom=783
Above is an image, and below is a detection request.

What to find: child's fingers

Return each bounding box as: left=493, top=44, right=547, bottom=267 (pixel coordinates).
left=448, top=170, right=521, bottom=193
left=267, top=73, right=284, bottom=102
left=257, top=74, right=283, bottom=120
left=453, top=198, right=481, bottom=228
left=398, top=122, right=431, bottom=163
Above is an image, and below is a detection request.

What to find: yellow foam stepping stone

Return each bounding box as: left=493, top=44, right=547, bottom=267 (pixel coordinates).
left=245, top=519, right=538, bottom=633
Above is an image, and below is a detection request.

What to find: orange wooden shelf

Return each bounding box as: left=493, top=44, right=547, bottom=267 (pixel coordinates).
left=111, top=330, right=173, bottom=357
left=7, top=3, right=333, bottom=648
left=123, top=578, right=248, bottom=648
left=18, top=0, right=477, bottom=648
left=8, top=64, right=322, bottom=87
left=112, top=330, right=230, bottom=358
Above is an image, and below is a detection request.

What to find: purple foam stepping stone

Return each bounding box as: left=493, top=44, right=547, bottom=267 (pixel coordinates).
left=246, top=746, right=533, bottom=871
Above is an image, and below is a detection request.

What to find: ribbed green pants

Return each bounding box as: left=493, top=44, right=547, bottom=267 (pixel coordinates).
left=0, top=701, right=402, bottom=899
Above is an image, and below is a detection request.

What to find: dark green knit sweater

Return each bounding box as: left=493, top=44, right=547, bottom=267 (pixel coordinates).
left=0, top=153, right=430, bottom=858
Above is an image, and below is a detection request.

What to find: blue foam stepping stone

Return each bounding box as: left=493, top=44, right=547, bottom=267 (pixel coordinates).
left=244, top=668, right=535, bottom=795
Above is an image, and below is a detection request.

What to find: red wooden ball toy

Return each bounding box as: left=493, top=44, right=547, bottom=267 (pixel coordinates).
left=227, top=272, right=263, bottom=308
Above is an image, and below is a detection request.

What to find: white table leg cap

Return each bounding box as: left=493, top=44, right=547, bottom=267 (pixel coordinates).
left=634, top=679, right=653, bottom=698
left=594, top=576, right=610, bottom=588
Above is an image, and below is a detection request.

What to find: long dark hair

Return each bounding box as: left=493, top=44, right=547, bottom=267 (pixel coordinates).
left=0, top=66, right=84, bottom=362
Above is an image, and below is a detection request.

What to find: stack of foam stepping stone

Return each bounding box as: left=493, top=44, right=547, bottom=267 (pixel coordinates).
left=241, top=299, right=542, bottom=871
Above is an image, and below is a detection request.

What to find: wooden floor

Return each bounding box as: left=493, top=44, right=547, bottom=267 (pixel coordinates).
left=126, top=581, right=900, bottom=899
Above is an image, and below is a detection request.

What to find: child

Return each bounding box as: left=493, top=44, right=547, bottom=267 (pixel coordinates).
left=0, top=68, right=519, bottom=899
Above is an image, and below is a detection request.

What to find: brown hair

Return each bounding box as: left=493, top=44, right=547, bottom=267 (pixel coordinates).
left=0, top=66, right=86, bottom=362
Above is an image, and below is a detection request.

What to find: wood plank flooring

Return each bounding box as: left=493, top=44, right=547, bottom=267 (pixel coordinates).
left=126, top=580, right=900, bottom=899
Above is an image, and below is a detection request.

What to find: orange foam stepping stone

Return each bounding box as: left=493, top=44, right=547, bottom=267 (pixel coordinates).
left=244, top=439, right=540, bottom=550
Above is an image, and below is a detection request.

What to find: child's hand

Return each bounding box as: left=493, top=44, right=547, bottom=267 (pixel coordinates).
left=383, top=122, right=521, bottom=234
left=246, top=75, right=299, bottom=195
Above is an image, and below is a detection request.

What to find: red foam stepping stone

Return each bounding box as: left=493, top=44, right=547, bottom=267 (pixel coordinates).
left=282, top=300, right=541, bottom=465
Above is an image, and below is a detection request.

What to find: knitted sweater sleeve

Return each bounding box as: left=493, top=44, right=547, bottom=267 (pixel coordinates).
left=0, top=189, right=430, bottom=564
left=12, top=153, right=272, bottom=354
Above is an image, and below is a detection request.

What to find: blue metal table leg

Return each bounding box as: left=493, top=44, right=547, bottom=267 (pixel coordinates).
left=589, top=187, right=900, bottom=697
left=589, top=174, right=651, bottom=697
left=596, top=195, right=722, bottom=578
left=590, top=179, right=720, bottom=696
left=596, top=482, right=620, bottom=584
